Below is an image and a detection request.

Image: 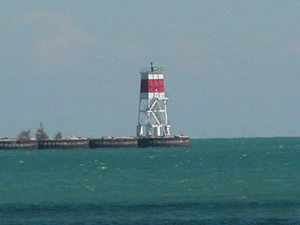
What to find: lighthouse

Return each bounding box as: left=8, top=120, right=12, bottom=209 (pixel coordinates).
left=137, top=62, right=171, bottom=137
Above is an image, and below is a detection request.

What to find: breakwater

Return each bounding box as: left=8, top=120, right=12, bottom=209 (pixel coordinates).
left=89, top=137, right=138, bottom=148
left=0, top=136, right=190, bottom=150
left=0, top=139, right=38, bottom=150
left=39, top=138, right=90, bottom=149
left=138, top=136, right=190, bottom=147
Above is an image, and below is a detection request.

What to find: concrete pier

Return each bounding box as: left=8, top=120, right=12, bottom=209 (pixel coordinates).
left=0, top=139, right=38, bottom=150
left=89, top=137, right=138, bottom=148
left=0, top=135, right=190, bottom=150
left=38, top=138, right=89, bottom=149
left=138, top=136, right=190, bottom=147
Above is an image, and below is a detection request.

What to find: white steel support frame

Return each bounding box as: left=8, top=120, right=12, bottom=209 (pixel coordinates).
left=137, top=96, right=171, bottom=137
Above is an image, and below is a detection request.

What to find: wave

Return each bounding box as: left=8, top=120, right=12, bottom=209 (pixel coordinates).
left=0, top=201, right=299, bottom=224
left=0, top=200, right=299, bottom=211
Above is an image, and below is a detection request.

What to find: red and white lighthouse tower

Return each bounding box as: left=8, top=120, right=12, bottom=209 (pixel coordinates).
left=137, top=63, right=171, bottom=137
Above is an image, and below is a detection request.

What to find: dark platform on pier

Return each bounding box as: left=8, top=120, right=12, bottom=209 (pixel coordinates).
left=138, top=136, right=190, bottom=147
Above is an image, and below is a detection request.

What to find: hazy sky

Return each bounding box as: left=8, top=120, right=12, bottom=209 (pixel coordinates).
left=1, top=1, right=300, bottom=138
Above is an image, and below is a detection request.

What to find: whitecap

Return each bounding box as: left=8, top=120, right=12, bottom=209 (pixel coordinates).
left=179, top=179, right=189, bottom=183
left=85, top=186, right=95, bottom=191
left=19, top=160, right=24, bottom=164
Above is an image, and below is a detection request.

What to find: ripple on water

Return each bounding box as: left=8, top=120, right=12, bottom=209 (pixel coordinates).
left=98, top=166, right=107, bottom=170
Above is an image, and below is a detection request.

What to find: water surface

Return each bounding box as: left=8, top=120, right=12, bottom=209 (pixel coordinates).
left=0, top=138, right=299, bottom=224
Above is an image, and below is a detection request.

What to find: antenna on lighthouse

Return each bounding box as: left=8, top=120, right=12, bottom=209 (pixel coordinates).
left=137, top=62, right=171, bottom=137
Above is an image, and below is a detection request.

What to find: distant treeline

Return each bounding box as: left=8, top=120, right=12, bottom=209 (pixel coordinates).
left=18, top=122, right=62, bottom=140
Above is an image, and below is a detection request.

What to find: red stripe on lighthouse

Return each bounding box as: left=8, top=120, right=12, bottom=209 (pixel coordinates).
left=140, top=79, right=165, bottom=93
